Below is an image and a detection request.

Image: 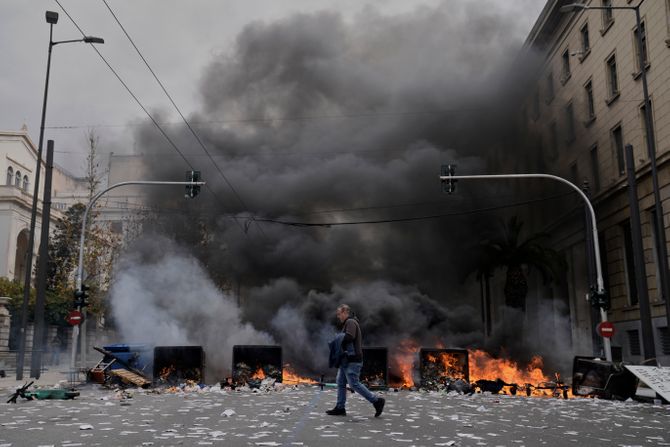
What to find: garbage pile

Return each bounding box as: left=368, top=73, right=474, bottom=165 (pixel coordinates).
left=232, top=363, right=281, bottom=388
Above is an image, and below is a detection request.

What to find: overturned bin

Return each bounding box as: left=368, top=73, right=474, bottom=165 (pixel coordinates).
left=419, top=348, right=469, bottom=389
left=232, top=345, right=282, bottom=386
left=89, top=344, right=153, bottom=387
left=572, top=356, right=638, bottom=400
left=361, top=347, right=388, bottom=390
left=154, top=346, right=205, bottom=384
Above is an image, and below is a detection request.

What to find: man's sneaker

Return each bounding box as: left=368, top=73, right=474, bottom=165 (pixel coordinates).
left=373, top=397, right=385, bottom=417
left=325, top=407, right=346, bottom=416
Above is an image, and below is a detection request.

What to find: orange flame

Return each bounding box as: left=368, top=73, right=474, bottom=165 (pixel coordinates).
left=426, top=352, right=468, bottom=380
left=389, top=339, right=420, bottom=388
left=251, top=368, right=266, bottom=380
left=282, top=364, right=317, bottom=385
left=390, top=340, right=568, bottom=397
left=469, top=349, right=548, bottom=385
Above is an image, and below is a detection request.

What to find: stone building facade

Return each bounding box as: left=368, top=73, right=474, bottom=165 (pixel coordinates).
left=522, top=0, right=670, bottom=364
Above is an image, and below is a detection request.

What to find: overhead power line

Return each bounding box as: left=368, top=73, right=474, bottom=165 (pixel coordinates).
left=99, top=0, right=265, bottom=237
left=254, top=191, right=575, bottom=227
left=43, top=107, right=473, bottom=130
left=53, top=0, right=251, bottom=233
left=91, top=191, right=576, bottom=226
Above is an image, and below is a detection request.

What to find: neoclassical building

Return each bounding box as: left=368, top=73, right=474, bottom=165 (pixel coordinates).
left=1, top=127, right=146, bottom=285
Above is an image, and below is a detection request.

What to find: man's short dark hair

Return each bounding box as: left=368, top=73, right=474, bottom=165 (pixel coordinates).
left=337, top=304, right=351, bottom=314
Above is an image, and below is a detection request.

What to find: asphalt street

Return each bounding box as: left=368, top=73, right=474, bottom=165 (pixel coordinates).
left=1, top=383, right=669, bottom=447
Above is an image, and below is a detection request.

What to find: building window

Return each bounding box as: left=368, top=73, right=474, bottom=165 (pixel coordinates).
left=606, top=54, right=619, bottom=102
left=627, top=329, right=641, bottom=356
left=561, top=48, right=571, bottom=83
left=622, top=219, right=639, bottom=306
left=15, top=171, right=21, bottom=188
left=612, top=125, right=625, bottom=176
left=585, top=80, right=595, bottom=121
left=633, top=20, right=649, bottom=73
left=546, top=73, right=554, bottom=103
left=660, top=327, right=670, bottom=355
left=602, top=0, right=614, bottom=32
left=6, top=166, right=13, bottom=185
left=565, top=102, right=575, bottom=143
left=580, top=22, right=591, bottom=59
left=640, top=99, right=655, bottom=154
left=590, top=146, right=601, bottom=192
left=22, top=175, right=29, bottom=192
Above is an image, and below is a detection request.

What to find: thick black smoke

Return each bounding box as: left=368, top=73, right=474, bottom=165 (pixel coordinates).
left=110, top=2, right=577, bottom=379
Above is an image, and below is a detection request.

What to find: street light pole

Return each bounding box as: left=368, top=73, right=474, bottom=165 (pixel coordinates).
left=561, top=0, right=669, bottom=335
left=439, top=171, right=612, bottom=361
left=15, top=13, right=56, bottom=381
left=70, top=179, right=205, bottom=373
left=15, top=12, right=104, bottom=380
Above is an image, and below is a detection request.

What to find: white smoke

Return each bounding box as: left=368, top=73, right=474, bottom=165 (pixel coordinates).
left=109, top=235, right=274, bottom=379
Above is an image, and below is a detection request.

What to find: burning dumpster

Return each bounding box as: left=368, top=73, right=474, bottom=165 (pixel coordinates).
left=232, top=345, right=282, bottom=387
left=419, top=348, right=469, bottom=390
left=154, top=346, right=205, bottom=385
left=361, top=347, right=388, bottom=390
left=572, top=356, right=638, bottom=400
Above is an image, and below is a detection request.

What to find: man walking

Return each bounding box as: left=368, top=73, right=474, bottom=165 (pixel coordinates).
left=326, top=304, right=385, bottom=417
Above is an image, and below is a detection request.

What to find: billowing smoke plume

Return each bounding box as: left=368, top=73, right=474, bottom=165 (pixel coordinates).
left=110, top=235, right=273, bottom=378
left=109, top=1, right=577, bottom=379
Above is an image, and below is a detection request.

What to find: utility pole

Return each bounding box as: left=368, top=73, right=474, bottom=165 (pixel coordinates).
left=30, top=140, right=55, bottom=378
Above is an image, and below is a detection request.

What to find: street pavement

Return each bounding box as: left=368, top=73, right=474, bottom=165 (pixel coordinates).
left=0, top=379, right=669, bottom=447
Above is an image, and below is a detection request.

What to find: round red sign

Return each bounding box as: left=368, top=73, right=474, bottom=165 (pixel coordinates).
left=66, top=310, right=83, bottom=326
left=597, top=321, right=615, bottom=338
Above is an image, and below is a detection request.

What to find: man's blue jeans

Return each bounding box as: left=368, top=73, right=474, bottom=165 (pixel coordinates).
left=336, top=360, right=378, bottom=409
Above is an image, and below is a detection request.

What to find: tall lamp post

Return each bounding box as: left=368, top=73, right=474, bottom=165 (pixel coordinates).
left=15, top=11, right=104, bottom=380
left=561, top=1, right=670, bottom=351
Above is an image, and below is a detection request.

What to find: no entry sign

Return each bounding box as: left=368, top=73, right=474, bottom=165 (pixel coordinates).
left=66, top=310, right=83, bottom=326
left=597, top=321, right=615, bottom=338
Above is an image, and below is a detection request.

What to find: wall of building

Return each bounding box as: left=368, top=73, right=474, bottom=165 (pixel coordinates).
left=524, top=0, right=670, bottom=364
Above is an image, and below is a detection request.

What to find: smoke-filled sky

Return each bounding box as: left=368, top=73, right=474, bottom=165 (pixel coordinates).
left=1, top=0, right=545, bottom=170
left=4, top=1, right=580, bottom=377
left=105, top=0, right=577, bottom=378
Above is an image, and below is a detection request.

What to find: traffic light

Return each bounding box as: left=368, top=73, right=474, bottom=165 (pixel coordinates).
left=73, top=283, right=90, bottom=309
left=185, top=170, right=201, bottom=198
left=589, top=287, right=610, bottom=310
left=441, top=164, right=457, bottom=194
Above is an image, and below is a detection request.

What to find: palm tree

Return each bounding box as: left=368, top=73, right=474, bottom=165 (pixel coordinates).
left=475, top=216, right=566, bottom=312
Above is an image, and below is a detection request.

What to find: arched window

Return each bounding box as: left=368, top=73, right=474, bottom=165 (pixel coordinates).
left=15, top=171, right=21, bottom=187
left=22, top=175, right=29, bottom=191
left=6, top=166, right=13, bottom=185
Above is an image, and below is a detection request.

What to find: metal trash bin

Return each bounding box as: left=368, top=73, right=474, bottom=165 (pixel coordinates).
left=232, top=345, right=283, bottom=385
left=419, top=348, right=469, bottom=387
left=572, top=356, right=638, bottom=400
left=361, top=347, right=388, bottom=390
left=153, top=346, right=205, bottom=384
